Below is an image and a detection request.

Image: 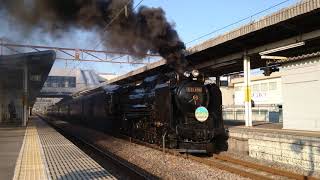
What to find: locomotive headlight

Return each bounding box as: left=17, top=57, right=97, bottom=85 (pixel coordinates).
left=192, top=69, right=200, bottom=77
left=183, top=71, right=191, bottom=77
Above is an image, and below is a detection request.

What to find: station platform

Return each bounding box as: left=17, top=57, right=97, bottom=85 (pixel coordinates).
left=226, top=120, right=320, bottom=174
left=0, top=116, right=115, bottom=180
left=0, top=126, right=25, bottom=180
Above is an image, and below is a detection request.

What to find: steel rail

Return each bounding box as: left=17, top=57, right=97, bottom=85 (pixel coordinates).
left=118, top=133, right=319, bottom=180
left=213, top=154, right=319, bottom=180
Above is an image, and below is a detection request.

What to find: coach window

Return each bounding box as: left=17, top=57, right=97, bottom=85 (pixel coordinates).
left=260, top=83, right=268, bottom=92
left=235, top=86, right=242, bottom=92
left=252, top=84, right=260, bottom=93
left=269, top=82, right=277, bottom=91
left=64, top=81, right=69, bottom=88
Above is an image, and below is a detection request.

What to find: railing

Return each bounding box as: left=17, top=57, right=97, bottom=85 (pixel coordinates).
left=222, top=104, right=283, bottom=123
left=40, top=87, right=77, bottom=93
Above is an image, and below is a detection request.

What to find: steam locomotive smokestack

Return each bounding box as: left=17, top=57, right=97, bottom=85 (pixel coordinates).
left=0, top=0, right=187, bottom=72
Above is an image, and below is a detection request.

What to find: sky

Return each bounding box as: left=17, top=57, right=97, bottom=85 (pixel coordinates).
left=0, top=0, right=301, bottom=75
left=137, top=0, right=300, bottom=46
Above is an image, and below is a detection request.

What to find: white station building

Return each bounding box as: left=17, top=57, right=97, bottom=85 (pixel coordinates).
left=223, top=52, right=320, bottom=132
left=232, top=72, right=282, bottom=106
left=280, top=53, right=320, bottom=131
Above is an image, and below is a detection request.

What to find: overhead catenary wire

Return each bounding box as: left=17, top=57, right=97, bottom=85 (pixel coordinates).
left=67, top=0, right=133, bottom=73
left=88, top=0, right=145, bottom=53
left=67, top=0, right=145, bottom=76
left=186, top=0, right=292, bottom=45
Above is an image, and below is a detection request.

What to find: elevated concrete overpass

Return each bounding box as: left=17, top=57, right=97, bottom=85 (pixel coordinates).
left=107, top=0, right=320, bottom=85
left=189, top=0, right=320, bottom=76
left=38, top=69, right=103, bottom=98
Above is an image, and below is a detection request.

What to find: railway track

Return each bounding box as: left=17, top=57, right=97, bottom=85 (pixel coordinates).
left=38, top=114, right=158, bottom=180
left=118, top=134, right=319, bottom=180
left=39, top=115, right=319, bottom=180
left=190, top=155, right=319, bottom=180
left=213, top=154, right=319, bottom=180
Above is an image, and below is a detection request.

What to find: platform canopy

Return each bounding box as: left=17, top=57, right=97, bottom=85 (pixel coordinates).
left=0, top=50, right=55, bottom=125
left=188, top=0, right=320, bottom=76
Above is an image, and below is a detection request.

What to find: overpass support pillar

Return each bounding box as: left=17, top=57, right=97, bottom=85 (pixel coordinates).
left=243, top=55, right=252, bottom=127
left=216, top=76, right=220, bottom=87
left=23, top=65, right=28, bottom=126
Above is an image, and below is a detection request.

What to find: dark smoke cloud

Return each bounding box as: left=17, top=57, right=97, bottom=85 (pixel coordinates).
left=0, top=0, right=186, bottom=72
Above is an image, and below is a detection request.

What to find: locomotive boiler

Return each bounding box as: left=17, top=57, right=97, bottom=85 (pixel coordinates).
left=47, top=69, right=229, bottom=154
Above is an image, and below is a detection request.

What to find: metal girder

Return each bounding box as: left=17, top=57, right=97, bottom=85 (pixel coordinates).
left=59, top=49, right=76, bottom=58
left=83, top=51, right=103, bottom=61
left=0, top=42, right=161, bottom=65
left=56, top=57, right=146, bottom=64
left=0, top=43, right=160, bottom=56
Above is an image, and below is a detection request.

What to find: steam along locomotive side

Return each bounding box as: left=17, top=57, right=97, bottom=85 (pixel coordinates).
left=47, top=69, right=229, bottom=154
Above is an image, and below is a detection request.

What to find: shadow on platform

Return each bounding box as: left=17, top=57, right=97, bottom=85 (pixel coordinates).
left=0, top=126, right=25, bottom=180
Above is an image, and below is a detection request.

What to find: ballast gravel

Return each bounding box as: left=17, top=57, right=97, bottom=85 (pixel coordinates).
left=55, top=120, right=248, bottom=180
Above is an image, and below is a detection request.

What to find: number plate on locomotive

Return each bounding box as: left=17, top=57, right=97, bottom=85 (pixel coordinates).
left=186, top=87, right=202, bottom=93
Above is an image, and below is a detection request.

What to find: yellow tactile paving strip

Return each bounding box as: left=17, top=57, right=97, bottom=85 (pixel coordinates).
left=13, top=120, right=49, bottom=180
left=13, top=117, right=116, bottom=180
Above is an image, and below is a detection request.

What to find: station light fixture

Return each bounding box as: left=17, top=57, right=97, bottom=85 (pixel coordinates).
left=260, top=55, right=288, bottom=60
left=259, top=42, right=305, bottom=55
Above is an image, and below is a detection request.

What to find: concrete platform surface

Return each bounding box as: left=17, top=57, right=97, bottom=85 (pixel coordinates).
left=9, top=117, right=116, bottom=180
left=224, top=120, right=283, bottom=129
left=0, top=126, right=26, bottom=180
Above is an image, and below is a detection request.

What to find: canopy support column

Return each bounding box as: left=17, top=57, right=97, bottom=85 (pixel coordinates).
left=243, top=55, right=252, bottom=127
left=23, top=65, right=28, bottom=126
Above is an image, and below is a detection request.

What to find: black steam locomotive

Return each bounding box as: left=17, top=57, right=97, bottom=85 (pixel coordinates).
left=47, top=69, right=228, bottom=153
